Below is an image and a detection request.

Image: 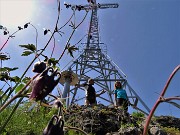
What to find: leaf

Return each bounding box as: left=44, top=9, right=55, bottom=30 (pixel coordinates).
left=0, top=53, right=10, bottom=60
left=3, top=31, right=8, bottom=35
left=18, top=26, right=23, bottom=30
left=9, top=67, right=18, bottom=71
left=22, top=77, right=31, bottom=84
left=0, top=67, right=18, bottom=72
left=15, top=83, right=25, bottom=93
left=0, top=90, right=4, bottom=95
left=24, top=23, right=29, bottom=28
left=10, top=76, right=21, bottom=82
left=44, top=29, right=49, bottom=35
left=0, top=25, right=3, bottom=29
left=1, top=94, right=7, bottom=101
left=69, top=21, right=74, bottom=28
left=48, top=58, right=58, bottom=67
left=19, top=44, right=36, bottom=52
left=0, top=72, right=9, bottom=81
left=21, top=51, right=33, bottom=56
left=67, top=45, right=78, bottom=58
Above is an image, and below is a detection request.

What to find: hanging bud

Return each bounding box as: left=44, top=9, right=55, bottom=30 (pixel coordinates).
left=43, top=115, right=64, bottom=135
left=32, top=61, right=47, bottom=73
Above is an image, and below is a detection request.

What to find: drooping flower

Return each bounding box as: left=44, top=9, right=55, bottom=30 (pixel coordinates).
left=30, top=67, right=61, bottom=101
left=43, top=115, right=64, bottom=135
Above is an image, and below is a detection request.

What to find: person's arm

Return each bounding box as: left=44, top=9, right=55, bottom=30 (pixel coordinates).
left=96, top=90, right=106, bottom=97
left=75, top=83, right=87, bottom=88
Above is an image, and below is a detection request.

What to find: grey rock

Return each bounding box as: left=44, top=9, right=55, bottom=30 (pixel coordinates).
left=149, top=126, right=167, bottom=135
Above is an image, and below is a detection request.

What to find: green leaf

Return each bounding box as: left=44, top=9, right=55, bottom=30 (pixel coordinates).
left=19, top=44, right=36, bottom=52
left=21, top=51, right=33, bottom=56
left=15, top=83, right=25, bottom=93
left=0, top=90, right=4, bottom=95
left=67, top=45, right=78, bottom=58
left=0, top=53, right=10, bottom=60
left=1, top=94, right=7, bottom=101
left=10, top=76, right=20, bottom=82
left=0, top=72, right=9, bottom=81
left=48, top=58, right=58, bottom=67
left=0, top=67, right=18, bottom=72
left=22, top=77, right=31, bottom=84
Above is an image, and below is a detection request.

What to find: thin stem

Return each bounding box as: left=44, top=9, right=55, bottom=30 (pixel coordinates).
left=161, top=96, right=180, bottom=102
left=0, top=74, right=39, bottom=113
left=0, top=87, right=11, bottom=102
left=58, top=13, right=74, bottom=30
left=143, top=65, right=180, bottom=135
left=49, top=31, right=56, bottom=58
left=0, top=29, right=21, bottom=51
left=29, top=23, right=39, bottom=61
left=74, top=34, right=88, bottom=46
left=65, top=126, right=88, bottom=135
left=2, top=0, right=61, bottom=106
left=58, top=11, right=89, bottom=62
left=0, top=0, right=62, bottom=132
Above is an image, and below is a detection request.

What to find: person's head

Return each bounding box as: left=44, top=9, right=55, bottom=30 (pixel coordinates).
left=88, top=78, right=94, bottom=85
left=114, top=81, right=122, bottom=89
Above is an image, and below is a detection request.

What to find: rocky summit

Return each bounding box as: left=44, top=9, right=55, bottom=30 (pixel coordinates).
left=64, top=104, right=180, bottom=135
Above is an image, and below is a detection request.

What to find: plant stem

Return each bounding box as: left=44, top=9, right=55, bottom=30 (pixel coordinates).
left=143, top=65, right=180, bottom=135
left=0, top=74, right=39, bottom=113
left=58, top=11, right=89, bottom=62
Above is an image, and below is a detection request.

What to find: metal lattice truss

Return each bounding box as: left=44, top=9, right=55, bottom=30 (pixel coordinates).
left=62, top=0, right=150, bottom=115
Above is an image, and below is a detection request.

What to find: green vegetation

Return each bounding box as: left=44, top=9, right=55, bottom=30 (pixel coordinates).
left=131, top=111, right=145, bottom=118
left=120, top=123, right=135, bottom=129
left=131, top=111, right=145, bottom=125
left=162, top=127, right=180, bottom=135
left=0, top=102, right=54, bottom=134
left=1, top=103, right=180, bottom=135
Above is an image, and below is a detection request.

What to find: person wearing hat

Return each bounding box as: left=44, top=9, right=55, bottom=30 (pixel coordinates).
left=76, top=78, right=105, bottom=106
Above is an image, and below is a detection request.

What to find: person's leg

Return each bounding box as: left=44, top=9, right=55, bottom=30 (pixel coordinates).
left=116, top=98, right=124, bottom=110
left=89, top=97, right=97, bottom=106
left=90, top=99, right=97, bottom=106
left=123, top=100, right=128, bottom=112
left=117, top=98, right=123, bottom=106
left=85, top=99, right=90, bottom=106
left=121, top=99, right=128, bottom=114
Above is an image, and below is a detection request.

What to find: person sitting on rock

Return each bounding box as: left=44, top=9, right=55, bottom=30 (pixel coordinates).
left=76, top=78, right=105, bottom=106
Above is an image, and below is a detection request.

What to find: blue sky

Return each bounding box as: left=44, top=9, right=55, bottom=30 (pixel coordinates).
left=0, top=0, right=180, bottom=117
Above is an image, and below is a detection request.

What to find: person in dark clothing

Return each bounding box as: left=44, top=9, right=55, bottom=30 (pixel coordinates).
left=76, top=78, right=105, bottom=106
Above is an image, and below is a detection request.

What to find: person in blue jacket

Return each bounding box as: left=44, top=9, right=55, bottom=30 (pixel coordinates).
left=114, top=81, right=128, bottom=111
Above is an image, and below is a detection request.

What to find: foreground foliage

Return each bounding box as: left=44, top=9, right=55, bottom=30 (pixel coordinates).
left=2, top=103, right=180, bottom=135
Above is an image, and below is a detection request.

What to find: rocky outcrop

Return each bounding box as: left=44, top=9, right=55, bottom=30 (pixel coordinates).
left=64, top=104, right=180, bottom=135
left=156, top=116, right=180, bottom=130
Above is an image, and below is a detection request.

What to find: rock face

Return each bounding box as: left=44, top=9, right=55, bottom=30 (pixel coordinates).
left=156, top=116, right=180, bottom=130
left=64, top=104, right=180, bottom=135
left=149, top=127, right=167, bottom=135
